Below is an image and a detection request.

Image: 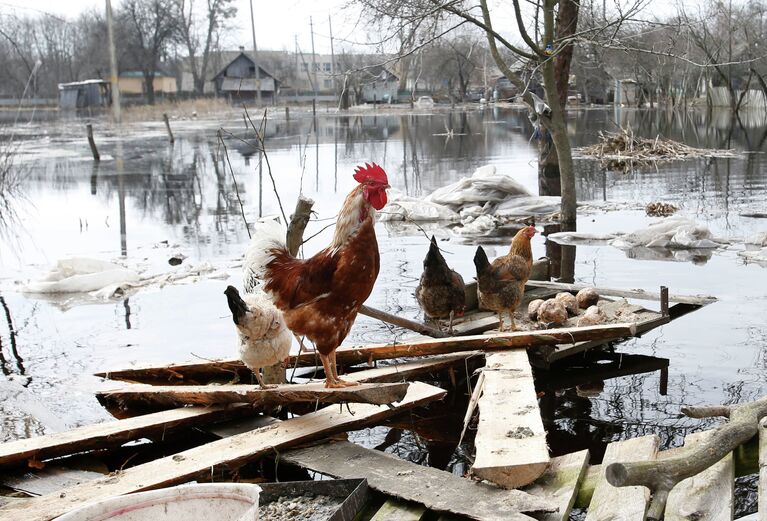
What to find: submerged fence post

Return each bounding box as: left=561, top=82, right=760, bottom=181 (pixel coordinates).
left=285, top=106, right=289, bottom=120
left=86, top=124, right=100, bottom=161
left=660, top=286, right=669, bottom=317
left=163, top=113, right=175, bottom=144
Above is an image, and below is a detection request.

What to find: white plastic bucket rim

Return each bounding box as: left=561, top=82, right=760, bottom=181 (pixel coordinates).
left=53, top=483, right=261, bottom=521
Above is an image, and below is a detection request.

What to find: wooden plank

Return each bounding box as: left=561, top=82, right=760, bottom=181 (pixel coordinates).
left=666, top=430, right=733, bottom=521
left=291, top=323, right=638, bottom=368
left=0, top=405, right=247, bottom=469
left=1, top=467, right=103, bottom=497
left=759, top=417, right=767, bottom=521
left=472, top=350, right=549, bottom=489
left=97, top=323, right=637, bottom=385
left=96, top=381, right=410, bottom=410
left=282, top=440, right=554, bottom=521
left=523, top=449, right=590, bottom=521
left=370, top=499, right=426, bottom=521
left=585, top=435, right=659, bottom=521
left=343, top=354, right=475, bottom=383
left=525, top=280, right=716, bottom=306
left=0, top=382, right=446, bottom=521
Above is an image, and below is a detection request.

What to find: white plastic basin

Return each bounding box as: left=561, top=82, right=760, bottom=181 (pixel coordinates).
left=54, top=483, right=261, bottom=521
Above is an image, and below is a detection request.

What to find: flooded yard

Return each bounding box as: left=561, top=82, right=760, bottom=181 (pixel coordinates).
left=1, top=104, right=766, bottom=509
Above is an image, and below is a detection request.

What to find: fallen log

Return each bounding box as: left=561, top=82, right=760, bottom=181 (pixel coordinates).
left=0, top=382, right=446, bottom=521
left=290, top=323, right=638, bottom=367
left=96, top=381, right=410, bottom=411
left=605, top=396, right=767, bottom=520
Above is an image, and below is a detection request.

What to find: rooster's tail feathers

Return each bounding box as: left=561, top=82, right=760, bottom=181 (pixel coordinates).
left=244, top=218, right=288, bottom=292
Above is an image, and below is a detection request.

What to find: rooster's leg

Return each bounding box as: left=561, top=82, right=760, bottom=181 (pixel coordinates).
left=329, top=350, right=358, bottom=387
left=319, top=353, right=339, bottom=388
left=509, top=312, right=517, bottom=332
left=447, top=310, right=455, bottom=336
left=497, top=314, right=504, bottom=332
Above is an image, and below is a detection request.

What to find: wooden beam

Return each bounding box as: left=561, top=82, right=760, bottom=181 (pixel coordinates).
left=525, top=281, right=716, bottom=306
left=0, top=382, right=446, bottom=521
left=359, top=305, right=448, bottom=338
left=523, top=449, right=590, bottom=521
left=290, top=323, right=638, bottom=368
left=282, top=440, right=554, bottom=520
left=585, top=435, right=659, bottom=521
left=96, top=382, right=411, bottom=411
left=472, top=350, right=550, bottom=489
left=371, top=499, right=426, bottom=521
left=665, top=430, right=733, bottom=521
left=0, top=406, right=247, bottom=470
left=343, top=354, right=476, bottom=383
left=96, top=358, right=253, bottom=385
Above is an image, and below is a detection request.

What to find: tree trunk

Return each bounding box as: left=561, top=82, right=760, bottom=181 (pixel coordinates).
left=540, top=0, right=577, bottom=226
left=537, top=0, right=578, bottom=209
left=144, top=71, right=156, bottom=105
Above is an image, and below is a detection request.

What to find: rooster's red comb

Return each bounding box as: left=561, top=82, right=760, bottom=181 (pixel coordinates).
left=353, top=163, right=388, bottom=185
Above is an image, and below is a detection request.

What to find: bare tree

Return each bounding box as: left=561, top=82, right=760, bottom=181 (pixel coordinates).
left=120, top=0, right=177, bottom=104
left=173, top=0, right=236, bottom=95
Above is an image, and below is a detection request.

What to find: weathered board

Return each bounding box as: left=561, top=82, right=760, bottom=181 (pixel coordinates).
left=666, top=430, right=733, bottom=521
left=1, top=466, right=103, bottom=497
left=0, top=382, right=446, bottom=521
left=525, top=280, right=716, bottom=306
left=0, top=405, right=247, bottom=469
left=523, top=449, right=590, bottom=521
left=472, top=350, right=550, bottom=489
left=585, top=435, right=659, bottom=521
left=96, top=381, right=410, bottom=410
left=759, top=417, right=767, bottom=521
left=282, top=440, right=554, bottom=521
left=290, top=323, right=638, bottom=368
left=370, top=499, right=427, bottom=521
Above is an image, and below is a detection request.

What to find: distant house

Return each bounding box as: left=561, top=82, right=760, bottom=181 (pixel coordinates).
left=118, top=71, right=178, bottom=95
left=212, top=52, right=280, bottom=101
left=58, top=80, right=111, bottom=110
left=360, top=66, right=399, bottom=103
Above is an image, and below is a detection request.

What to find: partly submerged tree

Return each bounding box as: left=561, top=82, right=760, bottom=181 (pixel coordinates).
left=120, top=0, right=177, bottom=104
left=173, top=0, right=236, bottom=95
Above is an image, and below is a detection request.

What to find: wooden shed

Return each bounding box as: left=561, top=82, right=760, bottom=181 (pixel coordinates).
left=212, top=52, right=280, bottom=102
left=360, top=66, right=399, bottom=103
left=58, top=80, right=111, bottom=110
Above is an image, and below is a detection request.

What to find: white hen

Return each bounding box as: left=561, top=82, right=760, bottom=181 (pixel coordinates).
left=224, top=285, right=292, bottom=388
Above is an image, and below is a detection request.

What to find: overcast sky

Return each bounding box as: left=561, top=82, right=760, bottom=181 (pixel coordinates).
left=0, top=0, right=363, bottom=54
left=0, top=0, right=678, bottom=55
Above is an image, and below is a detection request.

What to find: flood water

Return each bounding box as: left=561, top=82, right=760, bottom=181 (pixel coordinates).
left=1, top=104, right=767, bottom=509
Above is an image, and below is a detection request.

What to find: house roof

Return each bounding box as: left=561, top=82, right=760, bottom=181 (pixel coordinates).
left=212, top=52, right=280, bottom=83
left=120, top=71, right=174, bottom=78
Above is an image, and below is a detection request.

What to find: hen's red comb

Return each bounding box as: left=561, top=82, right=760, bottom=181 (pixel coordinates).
left=353, top=163, right=388, bottom=185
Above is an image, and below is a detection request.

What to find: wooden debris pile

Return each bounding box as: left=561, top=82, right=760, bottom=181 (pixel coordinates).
left=575, top=126, right=738, bottom=172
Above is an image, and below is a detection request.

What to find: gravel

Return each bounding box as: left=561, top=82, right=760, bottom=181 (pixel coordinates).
left=259, top=493, right=341, bottom=521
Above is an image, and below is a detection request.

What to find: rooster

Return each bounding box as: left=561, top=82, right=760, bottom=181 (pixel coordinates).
left=415, top=236, right=466, bottom=334
left=224, top=285, right=292, bottom=388
left=244, top=163, right=389, bottom=388
left=473, top=225, right=537, bottom=331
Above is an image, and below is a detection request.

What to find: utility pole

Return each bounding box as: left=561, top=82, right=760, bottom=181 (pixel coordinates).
left=309, top=17, right=319, bottom=101
left=249, top=0, right=262, bottom=105
left=328, top=15, right=337, bottom=99
left=105, top=0, right=121, bottom=124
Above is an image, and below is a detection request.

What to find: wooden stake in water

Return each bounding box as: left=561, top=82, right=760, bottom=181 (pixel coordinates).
left=162, top=113, right=174, bottom=144
left=86, top=124, right=100, bottom=161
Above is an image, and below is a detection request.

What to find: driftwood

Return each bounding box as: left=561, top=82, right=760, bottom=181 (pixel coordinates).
left=286, top=195, right=315, bottom=256
left=605, top=395, right=767, bottom=520
left=96, top=382, right=411, bottom=411
left=290, top=323, right=638, bottom=367
left=0, top=382, right=446, bottom=521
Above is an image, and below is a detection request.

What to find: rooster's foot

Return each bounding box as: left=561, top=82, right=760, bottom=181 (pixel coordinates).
left=325, top=379, right=359, bottom=388
left=259, top=383, right=279, bottom=390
